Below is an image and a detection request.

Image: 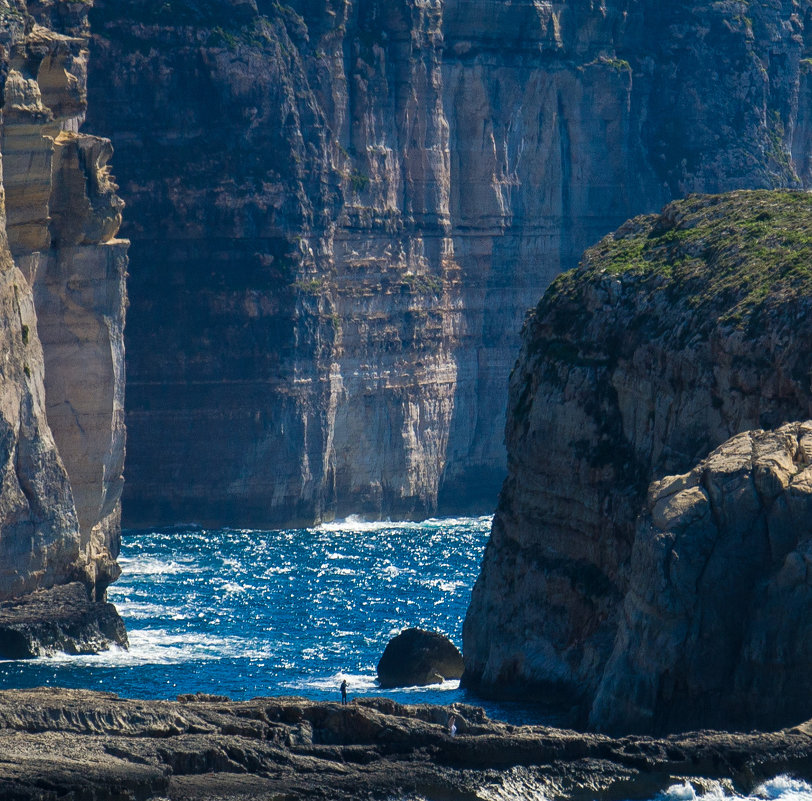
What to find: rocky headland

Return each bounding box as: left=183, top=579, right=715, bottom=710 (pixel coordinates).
left=84, top=0, right=812, bottom=528
left=463, top=190, right=812, bottom=733
left=0, top=0, right=128, bottom=651
left=1, top=688, right=812, bottom=800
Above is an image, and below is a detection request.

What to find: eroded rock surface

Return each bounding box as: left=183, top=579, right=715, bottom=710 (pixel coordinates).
left=85, top=0, right=812, bottom=527
left=0, top=0, right=127, bottom=648
left=0, top=582, right=127, bottom=658
left=463, top=191, right=812, bottom=733
left=594, top=422, right=812, bottom=733
left=1, top=688, right=811, bottom=801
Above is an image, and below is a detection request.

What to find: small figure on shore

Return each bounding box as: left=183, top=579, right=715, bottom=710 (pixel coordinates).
left=447, top=714, right=457, bottom=737
left=340, top=679, right=348, bottom=705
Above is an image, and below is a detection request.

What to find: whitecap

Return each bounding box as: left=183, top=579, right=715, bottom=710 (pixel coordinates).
left=117, top=556, right=196, bottom=576
left=397, top=678, right=460, bottom=693
left=282, top=671, right=379, bottom=693
left=754, top=777, right=812, bottom=801
left=110, top=600, right=170, bottom=619
left=38, top=629, right=270, bottom=667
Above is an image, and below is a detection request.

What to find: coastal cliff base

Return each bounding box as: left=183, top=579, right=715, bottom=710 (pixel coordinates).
left=1, top=689, right=812, bottom=800
left=0, top=583, right=127, bottom=659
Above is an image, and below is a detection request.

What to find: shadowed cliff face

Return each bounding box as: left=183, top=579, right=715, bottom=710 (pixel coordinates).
left=462, top=191, right=812, bottom=733
left=85, top=0, right=812, bottom=527
left=0, top=0, right=127, bottom=602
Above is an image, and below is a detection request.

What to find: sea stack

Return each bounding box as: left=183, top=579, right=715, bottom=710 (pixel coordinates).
left=463, top=190, right=812, bottom=733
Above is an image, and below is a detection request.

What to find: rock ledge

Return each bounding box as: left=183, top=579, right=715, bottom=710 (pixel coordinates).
left=1, top=689, right=812, bottom=800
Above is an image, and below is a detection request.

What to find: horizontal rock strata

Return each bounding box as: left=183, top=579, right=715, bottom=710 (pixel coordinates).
left=0, top=0, right=127, bottom=649
left=86, top=0, right=812, bottom=527
left=1, top=688, right=812, bottom=801
left=463, top=190, right=812, bottom=733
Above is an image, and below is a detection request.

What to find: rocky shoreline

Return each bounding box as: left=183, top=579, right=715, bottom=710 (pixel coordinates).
left=0, top=584, right=127, bottom=660
left=1, top=688, right=811, bottom=800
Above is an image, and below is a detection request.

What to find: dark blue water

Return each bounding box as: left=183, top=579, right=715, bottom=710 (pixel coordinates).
left=0, top=516, right=526, bottom=712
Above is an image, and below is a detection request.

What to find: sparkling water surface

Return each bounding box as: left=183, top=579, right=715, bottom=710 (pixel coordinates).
left=0, top=516, right=523, bottom=712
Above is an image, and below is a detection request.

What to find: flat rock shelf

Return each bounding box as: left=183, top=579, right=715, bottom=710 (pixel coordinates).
left=1, top=688, right=812, bottom=800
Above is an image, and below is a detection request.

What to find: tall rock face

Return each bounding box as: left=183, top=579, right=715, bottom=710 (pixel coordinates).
left=85, top=0, right=812, bottom=528
left=462, top=190, right=812, bottom=733
left=592, top=422, right=812, bottom=734
left=0, top=0, right=127, bottom=604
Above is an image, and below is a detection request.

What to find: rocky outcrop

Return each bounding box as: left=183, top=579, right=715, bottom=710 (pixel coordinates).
left=593, top=422, right=812, bottom=734
left=84, top=0, right=812, bottom=527
left=1, top=688, right=812, bottom=801
left=0, top=0, right=127, bottom=646
left=377, top=627, right=463, bottom=688
left=0, top=581, right=127, bottom=658
left=463, top=191, right=812, bottom=732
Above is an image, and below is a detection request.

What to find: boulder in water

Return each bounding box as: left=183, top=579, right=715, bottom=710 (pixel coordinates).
left=377, top=628, right=464, bottom=688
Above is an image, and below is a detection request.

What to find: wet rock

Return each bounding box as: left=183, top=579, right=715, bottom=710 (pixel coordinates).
left=0, top=582, right=127, bottom=659
left=377, top=628, right=464, bottom=688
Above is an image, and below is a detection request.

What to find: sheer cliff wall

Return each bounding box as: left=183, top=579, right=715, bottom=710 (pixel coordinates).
left=0, top=0, right=127, bottom=601
left=85, top=0, right=812, bottom=527
left=463, top=191, right=812, bottom=733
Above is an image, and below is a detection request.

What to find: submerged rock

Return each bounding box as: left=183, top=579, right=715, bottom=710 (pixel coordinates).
left=463, top=191, right=812, bottom=733
left=377, top=628, right=464, bottom=688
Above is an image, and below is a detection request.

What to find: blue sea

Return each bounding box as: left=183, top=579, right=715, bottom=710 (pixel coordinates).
left=0, top=516, right=500, bottom=710
left=0, top=515, right=810, bottom=801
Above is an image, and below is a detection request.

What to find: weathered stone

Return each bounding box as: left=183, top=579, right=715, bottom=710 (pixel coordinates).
left=85, top=0, right=812, bottom=528
left=0, top=0, right=127, bottom=642
left=463, top=191, right=812, bottom=733
left=0, top=688, right=811, bottom=800
left=0, top=581, right=127, bottom=658
left=377, top=628, right=464, bottom=688
left=592, top=422, right=812, bottom=734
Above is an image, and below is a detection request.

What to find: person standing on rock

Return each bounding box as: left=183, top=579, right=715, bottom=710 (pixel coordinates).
left=340, top=679, right=348, bottom=705
left=447, top=714, right=457, bottom=737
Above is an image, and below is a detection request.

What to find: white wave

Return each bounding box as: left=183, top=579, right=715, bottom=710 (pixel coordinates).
left=755, top=778, right=812, bottom=801
left=110, top=600, right=170, bottom=619
left=282, top=671, right=379, bottom=693
left=397, top=678, right=460, bottom=693
left=657, top=777, right=812, bottom=801
left=117, top=556, right=197, bottom=576
left=423, top=578, right=465, bottom=593
left=215, top=580, right=248, bottom=594
left=316, top=516, right=420, bottom=534
left=315, top=515, right=492, bottom=534
left=39, top=629, right=269, bottom=667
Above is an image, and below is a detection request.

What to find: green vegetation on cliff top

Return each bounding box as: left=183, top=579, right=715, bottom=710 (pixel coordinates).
left=551, top=190, right=812, bottom=326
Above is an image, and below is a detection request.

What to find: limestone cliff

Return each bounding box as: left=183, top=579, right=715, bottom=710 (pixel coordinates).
left=592, top=422, right=812, bottom=734
left=85, top=0, right=812, bottom=527
left=463, top=190, right=812, bottom=732
left=0, top=0, right=127, bottom=615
